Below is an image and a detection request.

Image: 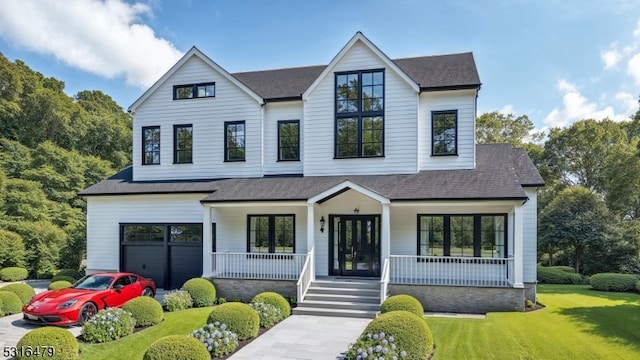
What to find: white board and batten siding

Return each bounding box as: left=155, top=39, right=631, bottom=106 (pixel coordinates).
left=263, top=102, right=304, bottom=176
left=418, top=90, right=476, bottom=170
left=303, top=41, right=418, bottom=176
left=522, top=188, right=538, bottom=283
left=85, top=194, right=206, bottom=273
left=132, top=56, right=263, bottom=181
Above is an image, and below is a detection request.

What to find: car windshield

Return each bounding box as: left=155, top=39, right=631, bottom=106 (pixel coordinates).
left=72, top=275, right=114, bottom=290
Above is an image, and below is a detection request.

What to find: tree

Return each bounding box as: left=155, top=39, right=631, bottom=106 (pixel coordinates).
left=0, top=229, right=26, bottom=268
left=476, top=111, right=543, bottom=146
left=539, top=187, right=609, bottom=273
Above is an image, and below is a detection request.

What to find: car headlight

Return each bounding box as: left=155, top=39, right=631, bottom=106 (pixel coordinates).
left=57, top=299, right=78, bottom=309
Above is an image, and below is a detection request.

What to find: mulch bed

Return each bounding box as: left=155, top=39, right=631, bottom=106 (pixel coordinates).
left=524, top=302, right=545, bottom=312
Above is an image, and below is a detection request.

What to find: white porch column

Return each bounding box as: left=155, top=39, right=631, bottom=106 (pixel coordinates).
left=381, top=203, right=391, bottom=263
left=513, top=205, right=524, bottom=288
left=202, top=205, right=212, bottom=278
left=306, top=203, right=316, bottom=280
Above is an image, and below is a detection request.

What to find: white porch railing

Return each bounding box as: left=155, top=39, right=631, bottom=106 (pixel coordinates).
left=380, top=258, right=390, bottom=304
left=210, top=252, right=307, bottom=280
left=389, top=255, right=514, bottom=287
left=296, top=249, right=314, bottom=302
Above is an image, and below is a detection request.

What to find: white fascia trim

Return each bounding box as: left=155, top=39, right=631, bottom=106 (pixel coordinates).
left=307, top=180, right=390, bottom=205
left=202, top=201, right=307, bottom=208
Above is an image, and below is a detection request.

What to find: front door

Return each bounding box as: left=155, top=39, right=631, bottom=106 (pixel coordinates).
left=330, top=215, right=380, bottom=277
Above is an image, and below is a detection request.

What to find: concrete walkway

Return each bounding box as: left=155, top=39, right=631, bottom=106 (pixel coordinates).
left=229, top=315, right=370, bottom=360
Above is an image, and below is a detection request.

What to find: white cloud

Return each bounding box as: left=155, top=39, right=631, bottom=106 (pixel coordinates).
left=614, top=91, right=638, bottom=114
left=0, top=0, right=183, bottom=88
left=499, top=104, right=514, bottom=114
left=601, top=49, right=622, bottom=69
left=634, top=19, right=640, bottom=37
left=544, top=80, right=633, bottom=128
left=629, top=53, right=640, bottom=84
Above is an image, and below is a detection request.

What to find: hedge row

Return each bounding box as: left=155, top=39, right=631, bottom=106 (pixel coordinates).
left=537, top=265, right=584, bottom=284
left=590, top=273, right=640, bottom=292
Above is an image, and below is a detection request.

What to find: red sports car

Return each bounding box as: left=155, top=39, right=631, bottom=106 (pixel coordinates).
left=23, top=272, right=156, bottom=326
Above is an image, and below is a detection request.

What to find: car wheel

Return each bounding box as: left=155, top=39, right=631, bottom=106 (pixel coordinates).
left=78, top=302, right=97, bottom=325
left=142, top=287, right=154, bottom=297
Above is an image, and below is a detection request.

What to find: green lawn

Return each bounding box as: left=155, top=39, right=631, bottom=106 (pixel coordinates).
left=428, top=285, right=640, bottom=360
left=78, top=306, right=213, bottom=359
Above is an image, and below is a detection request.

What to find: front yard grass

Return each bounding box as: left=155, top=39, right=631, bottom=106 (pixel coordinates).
left=429, top=284, right=640, bottom=359
left=78, top=306, right=212, bottom=359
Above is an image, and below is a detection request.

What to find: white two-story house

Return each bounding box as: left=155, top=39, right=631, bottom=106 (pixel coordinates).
left=80, top=32, right=543, bottom=315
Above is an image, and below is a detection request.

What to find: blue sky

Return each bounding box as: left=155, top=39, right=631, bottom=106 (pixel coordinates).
left=1, top=0, right=640, bottom=131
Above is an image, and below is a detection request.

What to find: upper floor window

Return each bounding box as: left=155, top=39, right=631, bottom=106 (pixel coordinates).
left=335, top=70, right=384, bottom=158
left=142, top=126, right=160, bottom=165
left=173, top=124, right=193, bottom=164
left=278, top=120, right=300, bottom=161
left=225, top=121, right=245, bottom=161
left=173, top=82, right=215, bottom=100
left=247, top=215, right=295, bottom=253
left=432, top=110, right=457, bottom=156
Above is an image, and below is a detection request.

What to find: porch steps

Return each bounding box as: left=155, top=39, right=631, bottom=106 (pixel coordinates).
left=293, top=278, right=381, bottom=318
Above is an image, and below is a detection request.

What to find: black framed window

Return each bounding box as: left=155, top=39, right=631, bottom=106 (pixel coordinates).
left=142, top=126, right=160, bottom=165
left=225, top=121, right=245, bottom=161
left=247, top=215, right=295, bottom=253
left=122, top=225, right=164, bottom=242
left=418, top=214, right=507, bottom=258
left=335, top=70, right=384, bottom=158
left=173, top=124, right=193, bottom=164
left=169, top=224, right=202, bottom=243
left=121, top=223, right=203, bottom=243
left=278, top=120, right=300, bottom=161
left=432, top=110, right=458, bottom=156
left=173, top=82, right=215, bottom=100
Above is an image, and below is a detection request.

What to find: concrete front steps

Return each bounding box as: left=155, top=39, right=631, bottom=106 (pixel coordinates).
left=292, top=278, right=381, bottom=318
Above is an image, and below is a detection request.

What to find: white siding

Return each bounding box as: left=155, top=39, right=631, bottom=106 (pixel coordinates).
left=132, top=56, right=263, bottom=181
left=418, top=90, right=476, bottom=170
left=522, top=188, right=538, bottom=283
left=263, top=102, right=304, bottom=175
left=85, top=194, right=206, bottom=273
left=303, top=40, right=419, bottom=176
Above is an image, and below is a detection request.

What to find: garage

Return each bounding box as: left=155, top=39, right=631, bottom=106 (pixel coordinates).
left=120, top=223, right=203, bottom=289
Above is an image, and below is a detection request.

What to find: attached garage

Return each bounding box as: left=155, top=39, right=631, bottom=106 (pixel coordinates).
left=120, top=224, right=203, bottom=289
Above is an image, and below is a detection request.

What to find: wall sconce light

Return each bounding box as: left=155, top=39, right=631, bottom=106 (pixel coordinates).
left=353, top=207, right=360, bottom=214
left=320, top=216, right=326, bottom=233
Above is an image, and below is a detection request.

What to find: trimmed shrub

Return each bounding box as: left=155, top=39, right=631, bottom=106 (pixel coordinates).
left=49, top=280, right=73, bottom=290
left=537, top=265, right=583, bottom=284
left=380, top=294, right=424, bottom=317
left=123, top=296, right=164, bottom=327
left=163, top=290, right=193, bottom=312
left=0, top=266, right=29, bottom=281
left=189, top=322, right=239, bottom=358
left=81, top=308, right=135, bottom=343
left=51, top=275, right=75, bottom=284
left=55, top=268, right=83, bottom=280
left=0, top=283, right=35, bottom=305
left=143, top=335, right=210, bottom=360
left=0, top=229, right=27, bottom=269
left=182, top=278, right=216, bottom=307
left=15, top=326, right=79, bottom=360
left=250, top=302, right=281, bottom=328
left=551, top=266, right=576, bottom=273
left=207, top=302, right=260, bottom=340
left=0, top=290, right=22, bottom=315
left=590, top=273, right=640, bottom=292
left=352, top=310, right=433, bottom=360
left=251, top=291, right=290, bottom=319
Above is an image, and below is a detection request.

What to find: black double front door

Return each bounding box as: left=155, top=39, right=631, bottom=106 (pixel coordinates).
left=330, top=215, right=380, bottom=277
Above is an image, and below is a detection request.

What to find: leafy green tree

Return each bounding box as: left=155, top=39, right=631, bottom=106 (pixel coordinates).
left=476, top=111, right=543, bottom=146
left=0, top=138, right=32, bottom=178
left=12, top=220, right=68, bottom=276
left=3, top=178, right=52, bottom=222
left=0, top=229, right=27, bottom=268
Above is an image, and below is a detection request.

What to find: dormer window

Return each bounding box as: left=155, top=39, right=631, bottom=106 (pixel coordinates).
left=173, top=83, right=215, bottom=100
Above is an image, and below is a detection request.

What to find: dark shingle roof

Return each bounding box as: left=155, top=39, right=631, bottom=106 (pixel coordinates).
left=80, top=144, right=543, bottom=201
left=230, top=53, right=480, bottom=101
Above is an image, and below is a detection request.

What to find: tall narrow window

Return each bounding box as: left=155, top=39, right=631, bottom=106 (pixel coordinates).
left=335, top=70, right=384, bottom=158
left=174, top=124, right=193, bottom=163
left=432, top=110, right=457, bottom=155
left=450, top=216, right=474, bottom=256
left=278, top=120, right=300, bottom=161
left=142, top=126, right=160, bottom=165
left=247, top=215, right=295, bottom=254
left=418, top=216, right=445, bottom=256
left=225, top=121, right=245, bottom=161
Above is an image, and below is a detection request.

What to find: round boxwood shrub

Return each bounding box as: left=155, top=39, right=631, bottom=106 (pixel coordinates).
left=0, top=290, right=22, bottom=315
left=590, top=273, right=640, bottom=292
left=0, top=266, right=29, bottom=281
left=182, top=278, right=216, bottom=307
left=143, top=335, right=210, bottom=360
left=81, top=308, right=135, bottom=343
left=207, top=302, right=260, bottom=340
left=0, top=283, right=35, bottom=305
left=163, top=289, right=193, bottom=312
left=15, top=326, right=79, bottom=360
left=51, top=275, right=76, bottom=284
left=49, top=280, right=73, bottom=290
left=252, top=291, right=291, bottom=319
left=380, top=294, right=424, bottom=317
left=537, top=265, right=583, bottom=284
left=123, top=296, right=164, bottom=327
left=357, top=310, right=433, bottom=360
left=551, top=265, right=576, bottom=273
left=189, top=322, right=239, bottom=358
left=55, top=268, right=82, bottom=280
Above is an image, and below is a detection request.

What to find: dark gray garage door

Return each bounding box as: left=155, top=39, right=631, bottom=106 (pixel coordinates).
left=120, top=224, right=203, bottom=289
